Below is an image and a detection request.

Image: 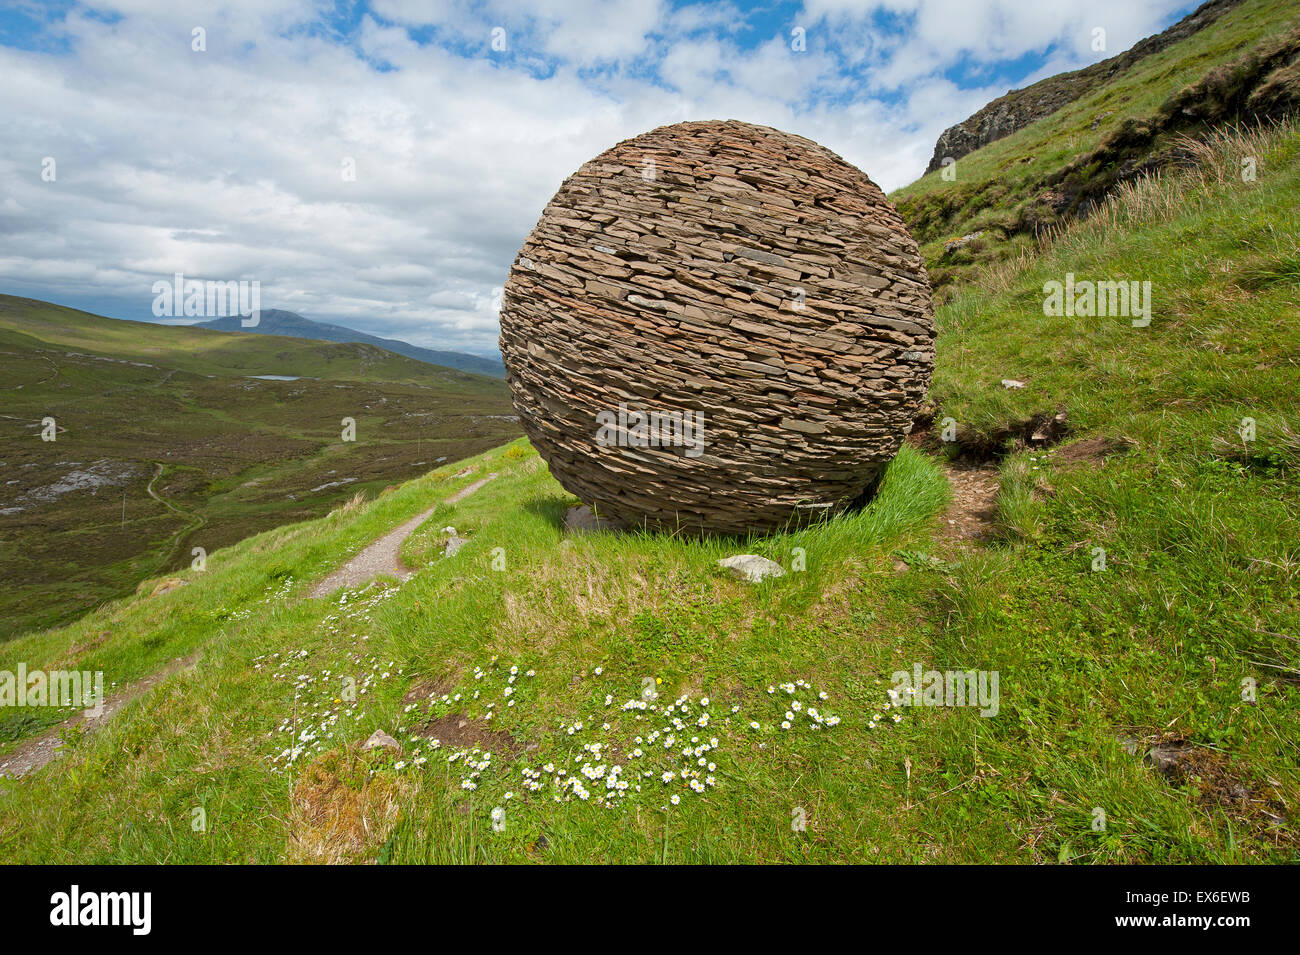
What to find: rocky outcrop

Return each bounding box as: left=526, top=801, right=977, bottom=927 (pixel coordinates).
left=499, top=120, right=934, bottom=536
left=900, top=18, right=1300, bottom=299
left=924, top=0, right=1245, bottom=173
left=1039, top=24, right=1300, bottom=221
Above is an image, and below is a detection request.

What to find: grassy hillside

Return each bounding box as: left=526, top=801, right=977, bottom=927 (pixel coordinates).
left=0, top=296, right=519, bottom=638
left=0, top=118, right=1295, bottom=863
left=893, top=0, right=1300, bottom=295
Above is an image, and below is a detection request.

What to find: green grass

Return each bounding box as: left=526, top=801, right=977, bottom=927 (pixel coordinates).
left=0, top=441, right=960, bottom=863
left=911, top=117, right=1300, bottom=862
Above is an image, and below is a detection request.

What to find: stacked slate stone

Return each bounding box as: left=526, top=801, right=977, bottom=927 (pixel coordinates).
left=499, top=119, right=935, bottom=536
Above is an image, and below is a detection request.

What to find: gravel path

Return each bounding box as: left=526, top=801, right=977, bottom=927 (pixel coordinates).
left=937, top=462, right=1000, bottom=544
left=0, top=653, right=199, bottom=780
left=308, top=473, right=497, bottom=598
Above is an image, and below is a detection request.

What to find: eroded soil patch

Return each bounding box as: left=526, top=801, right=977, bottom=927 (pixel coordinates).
left=418, top=713, right=522, bottom=758
left=937, top=462, right=1001, bottom=544
left=402, top=674, right=459, bottom=704
left=1124, top=733, right=1291, bottom=843
left=1054, top=435, right=1133, bottom=467
left=910, top=407, right=1070, bottom=462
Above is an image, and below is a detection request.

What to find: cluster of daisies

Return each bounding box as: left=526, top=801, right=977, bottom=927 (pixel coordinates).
left=384, top=661, right=855, bottom=815
left=754, top=680, right=845, bottom=732
left=877, top=685, right=912, bottom=728
left=447, top=746, right=492, bottom=789
left=260, top=586, right=401, bottom=770
left=261, top=632, right=898, bottom=827
left=265, top=574, right=296, bottom=604
left=397, top=659, right=539, bottom=730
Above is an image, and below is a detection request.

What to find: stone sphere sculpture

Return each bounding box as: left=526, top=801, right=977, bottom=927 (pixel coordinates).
left=499, top=119, right=934, bottom=535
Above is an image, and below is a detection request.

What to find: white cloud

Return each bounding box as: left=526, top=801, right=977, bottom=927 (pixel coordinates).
left=0, top=0, right=1194, bottom=354
left=805, top=0, right=1190, bottom=90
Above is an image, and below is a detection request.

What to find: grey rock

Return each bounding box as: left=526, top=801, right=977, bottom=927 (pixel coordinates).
left=923, top=0, right=1243, bottom=173
left=361, top=730, right=400, bottom=752
left=717, top=554, right=786, bottom=583
left=943, top=231, right=984, bottom=255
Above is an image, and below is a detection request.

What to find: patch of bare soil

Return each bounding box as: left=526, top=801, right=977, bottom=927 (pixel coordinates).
left=908, top=402, right=1128, bottom=547
left=401, top=674, right=459, bottom=704
left=908, top=406, right=1070, bottom=460
left=1054, top=435, right=1133, bottom=467
left=0, top=653, right=199, bottom=779
left=417, top=713, right=522, bottom=758
left=936, top=462, right=1001, bottom=544
left=1124, top=733, right=1292, bottom=843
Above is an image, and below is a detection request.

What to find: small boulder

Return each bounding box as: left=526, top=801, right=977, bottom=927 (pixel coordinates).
left=361, top=730, right=400, bottom=752
left=943, top=231, right=984, bottom=255
left=444, top=536, right=469, bottom=557
left=717, top=554, right=786, bottom=583
left=150, top=577, right=187, bottom=597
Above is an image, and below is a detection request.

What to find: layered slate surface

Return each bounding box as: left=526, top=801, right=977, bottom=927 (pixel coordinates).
left=499, top=119, right=934, bottom=535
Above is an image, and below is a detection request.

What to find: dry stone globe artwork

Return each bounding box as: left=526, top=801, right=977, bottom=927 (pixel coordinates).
left=499, top=119, right=935, bottom=535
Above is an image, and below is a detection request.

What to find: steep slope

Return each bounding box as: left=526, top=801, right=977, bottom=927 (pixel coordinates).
left=1, top=120, right=1294, bottom=863
left=194, top=309, right=505, bottom=378
left=924, top=0, right=1246, bottom=173
left=0, top=296, right=519, bottom=638
left=895, top=0, right=1300, bottom=295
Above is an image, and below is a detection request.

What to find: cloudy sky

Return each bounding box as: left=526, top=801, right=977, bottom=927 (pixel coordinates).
left=1, top=0, right=1195, bottom=356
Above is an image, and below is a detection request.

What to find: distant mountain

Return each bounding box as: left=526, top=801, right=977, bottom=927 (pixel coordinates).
left=193, top=309, right=505, bottom=377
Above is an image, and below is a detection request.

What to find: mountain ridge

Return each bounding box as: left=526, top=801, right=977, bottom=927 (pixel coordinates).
left=0, top=294, right=518, bottom=637
left=193, top=308, right=505, bottom=378
left=894, top=0, right=1300, bottom=295
left=923, top=0, right=1245, bottom=174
